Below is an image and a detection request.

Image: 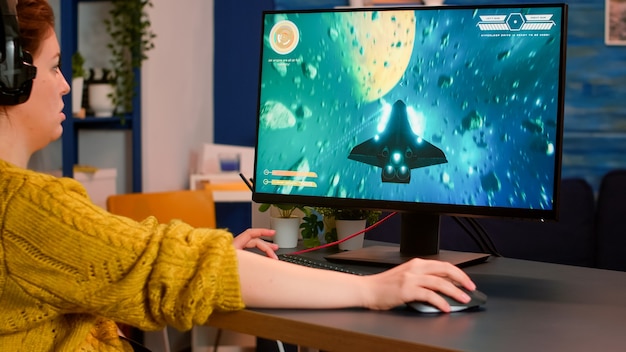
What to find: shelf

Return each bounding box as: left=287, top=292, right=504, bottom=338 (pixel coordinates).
left=189, top=173, right=252, bottom=202
left=72, top=116, right=135, bottom=130
left=60, top=0, right=142, bottom=192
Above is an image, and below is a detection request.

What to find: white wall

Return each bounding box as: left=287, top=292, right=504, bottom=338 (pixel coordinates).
left=31, top=0, right=214, bottom=193
left=142, top=0, right=214, bottom=192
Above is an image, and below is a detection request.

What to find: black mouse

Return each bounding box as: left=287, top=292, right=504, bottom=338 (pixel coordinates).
left=407, top=287, right=487, bottom=313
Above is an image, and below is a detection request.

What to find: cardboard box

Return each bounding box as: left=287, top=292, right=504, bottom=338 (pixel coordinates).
left=48, top=168, right=117, bottom=209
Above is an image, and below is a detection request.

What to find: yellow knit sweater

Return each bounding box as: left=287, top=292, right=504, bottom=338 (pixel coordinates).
left=0, top=159, right=245, bottom=351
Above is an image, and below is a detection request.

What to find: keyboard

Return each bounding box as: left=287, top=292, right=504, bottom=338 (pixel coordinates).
left=278, top=253, right=368, bottom=275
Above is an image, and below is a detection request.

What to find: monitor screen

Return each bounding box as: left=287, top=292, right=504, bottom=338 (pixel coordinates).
left=253, top=3, right=568, bottom=265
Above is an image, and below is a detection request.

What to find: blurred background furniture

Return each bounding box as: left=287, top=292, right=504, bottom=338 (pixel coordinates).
left=107, top=189, right=217, bottom=229
left=594, top=169, right=626, bottom=271
left=439, top=178, right=597, bottom=268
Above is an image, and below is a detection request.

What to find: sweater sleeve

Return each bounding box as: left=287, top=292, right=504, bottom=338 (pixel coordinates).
left=1, top=172, right=244, bottom=332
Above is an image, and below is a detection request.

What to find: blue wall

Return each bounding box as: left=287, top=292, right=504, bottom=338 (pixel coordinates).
left=213, top=0, right=626, bottom=194
left=212, top=0, right=273, bottom=233
left=556, top=0, right=626, bottom=190
left=213, top=0, right=274, bottom=147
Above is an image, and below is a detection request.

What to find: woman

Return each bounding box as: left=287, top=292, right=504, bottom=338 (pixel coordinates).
left=0, top=0, right=476, bottom=351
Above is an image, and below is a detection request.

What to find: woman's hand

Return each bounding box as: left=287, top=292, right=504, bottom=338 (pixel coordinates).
left=233, top=228, right=279, bottom=259
left=361, top=258, right=476, bottom=312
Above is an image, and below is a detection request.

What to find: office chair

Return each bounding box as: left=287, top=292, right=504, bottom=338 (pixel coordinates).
left=439, top=178, right=597, bottom=267
left=106, top=188, right=217, bottom=229
left=107, top=188, right=217, bottom=352
left=595, top=169, right=626, bottom=271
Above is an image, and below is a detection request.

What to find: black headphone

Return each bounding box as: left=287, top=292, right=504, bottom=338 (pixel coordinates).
left=0, top=0, right=36, bottom=105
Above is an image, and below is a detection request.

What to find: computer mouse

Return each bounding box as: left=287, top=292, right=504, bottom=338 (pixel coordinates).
left=407, top=287, right=487, bottom=313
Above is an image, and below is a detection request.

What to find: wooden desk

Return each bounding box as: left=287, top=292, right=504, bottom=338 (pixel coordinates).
left=206, top=246, right=626, bottom=352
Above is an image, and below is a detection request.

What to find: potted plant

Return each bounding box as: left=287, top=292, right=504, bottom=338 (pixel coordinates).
left=71, top=52, right=86, bottom=117
left=87, top=68, right=116, bottom=118
left=300, top=210, right=323, bottom=248
left=315, top=207, right=382, bottom=250
left=103, top=0, right=156, bottom=117
left=258, top=203, right=307, bottom=248
left=258, top=203, right=305, bottom=218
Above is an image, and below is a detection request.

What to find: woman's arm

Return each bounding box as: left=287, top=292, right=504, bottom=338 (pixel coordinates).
left=236, top=249, right=476, bottom=312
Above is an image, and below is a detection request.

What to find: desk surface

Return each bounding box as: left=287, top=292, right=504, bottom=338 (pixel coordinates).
left=207, top=244, right=626, bottom=352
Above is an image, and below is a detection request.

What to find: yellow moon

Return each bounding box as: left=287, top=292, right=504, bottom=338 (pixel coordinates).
left=331, top=11, right=416, bottom=103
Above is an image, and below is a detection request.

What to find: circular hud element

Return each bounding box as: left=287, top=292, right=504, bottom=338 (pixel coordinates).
left=269, top=20, right=300, bottom=55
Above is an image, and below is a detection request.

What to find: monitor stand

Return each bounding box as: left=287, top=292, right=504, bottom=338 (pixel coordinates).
left=324, top=213, right=491, bottom=268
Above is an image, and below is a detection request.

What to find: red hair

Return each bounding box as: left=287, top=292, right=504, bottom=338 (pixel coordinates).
left=16, top=0, right=55, bottom=56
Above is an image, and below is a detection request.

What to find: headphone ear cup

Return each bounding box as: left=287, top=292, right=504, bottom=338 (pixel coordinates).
left=0, top=2, right=37, bottom=106
left=0, top=43, right=37, bottom=105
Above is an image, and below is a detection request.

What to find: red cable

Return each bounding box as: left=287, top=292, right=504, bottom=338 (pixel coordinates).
left=290, top=212, right=398, bottom=255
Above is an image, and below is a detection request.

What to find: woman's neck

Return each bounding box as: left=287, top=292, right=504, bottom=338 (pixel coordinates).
left=0, top=131, right=31, bottom=168
left=0, top=151, right=30, bottom=169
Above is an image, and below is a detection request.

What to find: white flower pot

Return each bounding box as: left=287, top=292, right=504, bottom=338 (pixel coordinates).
left=270, top=216, right=300, bottom=248
left=336, top=219, right=367, bottom=250
left=89, top=83, right=115, bottom=117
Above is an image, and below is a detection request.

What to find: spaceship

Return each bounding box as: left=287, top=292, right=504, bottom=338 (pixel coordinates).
left=348, top=100, right=448, bottom=183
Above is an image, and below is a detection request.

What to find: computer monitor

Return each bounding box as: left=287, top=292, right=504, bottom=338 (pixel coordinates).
left=252, top=3, right=568, bottom=266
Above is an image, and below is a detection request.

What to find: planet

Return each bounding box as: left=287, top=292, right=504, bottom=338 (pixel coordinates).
left=328, top=11, right=416, bottom=103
